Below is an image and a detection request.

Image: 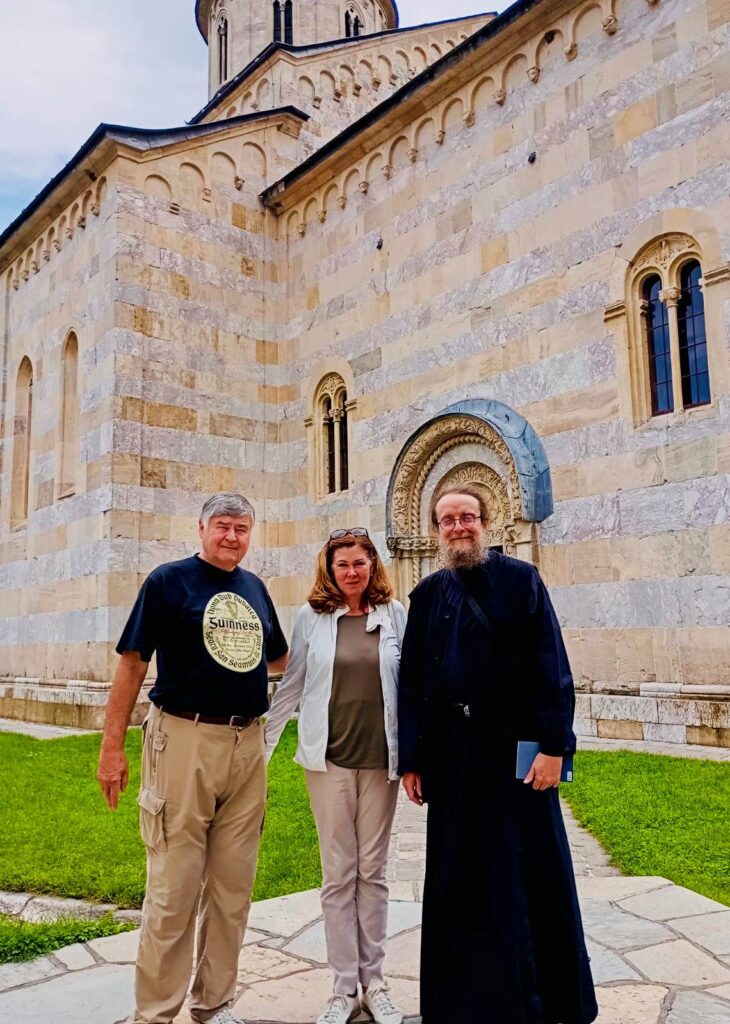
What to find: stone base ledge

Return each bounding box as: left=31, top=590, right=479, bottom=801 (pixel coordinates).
left=575, top=688, right=730, bottom=748
left=0, top=679, right=150, bottom=731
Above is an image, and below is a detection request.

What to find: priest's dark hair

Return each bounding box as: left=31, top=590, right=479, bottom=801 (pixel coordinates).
left=431, top=483, right=490, bottom=530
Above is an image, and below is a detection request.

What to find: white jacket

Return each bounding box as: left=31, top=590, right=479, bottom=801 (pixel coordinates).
left=264, top=600, right=407, bottom=781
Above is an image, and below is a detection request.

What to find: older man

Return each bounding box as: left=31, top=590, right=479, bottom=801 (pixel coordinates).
left=398, top=484, right=597, bottom=1024
left=97, top=492, right=288, bottom=1024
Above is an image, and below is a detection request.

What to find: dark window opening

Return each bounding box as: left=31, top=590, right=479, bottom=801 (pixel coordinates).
left=284, top=0, right=293, bottom=44
left=677, top=260, right=711, bottom=409
left=353, top=15, right=362, bottom=36
left=339, top=393, right=349, bottom=490
left=217, top=14, right=229, bottom=84
left=644, top=275, right=673, bottom=416
left=273, top=0, right=281, bottom=42
left=324, top=399, right=336, bottom=494
left=345, top=11, right=351, bottom=36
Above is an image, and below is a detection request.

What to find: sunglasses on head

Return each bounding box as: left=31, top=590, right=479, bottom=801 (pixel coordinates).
left=329, top=527, right=370, bottom=540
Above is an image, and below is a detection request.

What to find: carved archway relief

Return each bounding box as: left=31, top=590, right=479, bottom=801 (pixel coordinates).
left=387, top=413, right=540, bottom=596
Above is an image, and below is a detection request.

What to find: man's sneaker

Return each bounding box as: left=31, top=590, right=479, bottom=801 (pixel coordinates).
left=362, top=982, right=403, bottom=1024
left=190, top=1009, right=246, bottom=1024
left=316, top=993, right=359, bottom=1024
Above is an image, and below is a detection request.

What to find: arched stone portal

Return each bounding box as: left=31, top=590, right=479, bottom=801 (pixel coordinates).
left=386, top=399, right=553, bottom=597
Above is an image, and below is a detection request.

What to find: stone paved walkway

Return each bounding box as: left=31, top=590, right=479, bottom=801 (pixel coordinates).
left=2, top=787, right=729, bottom=1023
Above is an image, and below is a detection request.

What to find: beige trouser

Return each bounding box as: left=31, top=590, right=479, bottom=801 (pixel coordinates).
left=306, top=762, right=399, bottom=997
left=132, top=704, right=266, bottom=1024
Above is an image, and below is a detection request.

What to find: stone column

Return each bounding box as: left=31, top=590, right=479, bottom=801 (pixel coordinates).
left=659, top=285, right=683, bottom=413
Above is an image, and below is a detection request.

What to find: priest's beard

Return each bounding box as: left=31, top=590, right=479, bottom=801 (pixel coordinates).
left=439, top=532, right=490, bottom=570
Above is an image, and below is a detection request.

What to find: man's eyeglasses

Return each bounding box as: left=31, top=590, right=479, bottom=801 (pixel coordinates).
left=329, top=527, right=370, bottom=540
left=436, top=514, right=482, bottom=530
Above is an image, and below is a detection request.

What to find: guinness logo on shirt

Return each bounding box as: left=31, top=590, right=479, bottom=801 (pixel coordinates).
left=203, top=592, right=263, bottom=672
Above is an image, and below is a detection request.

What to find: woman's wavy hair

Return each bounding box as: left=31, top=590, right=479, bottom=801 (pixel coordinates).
left=307, top=534, right=394, bottom=613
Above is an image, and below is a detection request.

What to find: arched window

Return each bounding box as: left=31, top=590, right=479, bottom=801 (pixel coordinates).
left=217, top=13, right=229, bottom=84
left=345, top=10, right=351, bottom=36
left=59, top=332, right=79, bottom=497
left=622, top=234, right=715, bottom=422
left=643, top=275, right=673, bottom=416
left=273, top=0, right=282, bottom=42
left=284, top=0, right=293, bottom=44
left=11, top=357, right=33, bottom=527
left=311, top=373, right=352, bottom=496
left=677, top=260, right=710, bottom=408
left=353, top=15, right=362, bottom=36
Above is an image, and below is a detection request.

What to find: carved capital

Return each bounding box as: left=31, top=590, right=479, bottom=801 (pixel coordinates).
left=407, top=147, right=418, bottom=163
left=42, top=249, right=50, bottom=263
left=337, top=195, right=347, bottom=209
left=313, top=95, right=322, bottom=109
left=435, top=129, right=445, bottom=145
left=331, top=407, right=343, bottom=423
left=297, top=222, right=306, bottom=236
left=31, top=260, right=39, bottom=274
left=383, top=164, right=393, bottom=179
left=77, top=215, right=87, bottom=229
left=564, top=41, right=577, bottom=60
left=64, top=227, right=74, bottom=240
left=234, top=176, right=244, bottom=190
left=659, top=286, right=680, bottom=307
left=372, top=75, right=381, bottom=90
left=169, top=201, right=181, bottom=214
left=317, top=210, right=327, bottom=223
left=202, top=187, right=212, bottom=202
left=91, top=202, right=100, bottom=216
left=333, top=87, right=342, bottom=102
left=462, top=110, right=475, bottom=127
left=495, top=88, right=506, bottom=106
left=352, top=82, right=362, bottom=96
left=602, top=14, right=618, bottom=35
left=359, top=180, right=369, bottom=194
left=21, top=269, right=29, bottom=281
left=52, top=239, right=61, bottom=252
left=527, top=65, right=540, bottom=83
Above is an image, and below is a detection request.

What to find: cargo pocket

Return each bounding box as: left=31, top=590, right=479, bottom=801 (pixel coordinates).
left=137, top=786, right=167, bottom=853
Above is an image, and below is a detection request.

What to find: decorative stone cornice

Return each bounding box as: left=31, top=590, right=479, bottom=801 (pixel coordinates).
left=603, top=300, right=626, bottom=322
left=701, top=263, right=730, bottom=287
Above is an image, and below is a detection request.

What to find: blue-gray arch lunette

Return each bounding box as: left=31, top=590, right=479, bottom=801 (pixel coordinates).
left=386, top=398, right=553, bottom=531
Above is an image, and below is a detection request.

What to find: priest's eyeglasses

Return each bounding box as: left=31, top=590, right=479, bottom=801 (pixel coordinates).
left=436, top=514, right=482, bottom=531
left=329, top=527, right=370, bottom=540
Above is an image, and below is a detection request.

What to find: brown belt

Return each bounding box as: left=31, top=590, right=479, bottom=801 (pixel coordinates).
left=155, top=704, right=259, bottom=729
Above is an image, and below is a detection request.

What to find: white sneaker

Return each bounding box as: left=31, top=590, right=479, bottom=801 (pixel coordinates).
left=362, top=982, right=403, bottom=1024
left=190, top=1009, right=246, bottom=1024
left=316, top=993, right=359, bottom=1024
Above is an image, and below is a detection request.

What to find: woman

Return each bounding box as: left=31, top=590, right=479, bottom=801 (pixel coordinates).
left=265, top=528, right=406, bottom=1024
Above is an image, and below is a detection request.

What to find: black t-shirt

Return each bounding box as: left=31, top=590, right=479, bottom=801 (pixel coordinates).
left=116, top=555, right=288, bottom=717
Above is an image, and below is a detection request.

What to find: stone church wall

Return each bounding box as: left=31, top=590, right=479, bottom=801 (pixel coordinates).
left=267, top=0, right=730, bottom=744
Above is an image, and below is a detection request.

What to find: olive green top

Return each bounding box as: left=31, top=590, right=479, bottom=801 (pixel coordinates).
left=326, top=614, right=388, bottom=770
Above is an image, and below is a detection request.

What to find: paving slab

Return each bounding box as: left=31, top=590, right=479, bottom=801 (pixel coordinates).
left=53, top=942, right=97, bottom=971
left=0, top=955, right=62, bottom=992
left=237, top=943, right=313, bottom=983
left=581, top=901, right=673, bottom=950
left=665, top=990, right=730, bottom=1023
left=576, top=876, right=669, bottom=901
left=625, top=939, right=730, bottom=987
left=87, top=929, right=140, bottom=964
left=585, top=939, right=642, bottom=984
left=384, top=927, right=420, bottom=980
left=246, top=889, right=323, bottom=936
left=619, top=886, right=728, bottom=922
left=667, top=910, right=730, bottom=956
left=706, top=984, right=730, bottom=1001
left=0, top=962, right=134, bottom=1022
left=592, top=983, right=667, bottom=1024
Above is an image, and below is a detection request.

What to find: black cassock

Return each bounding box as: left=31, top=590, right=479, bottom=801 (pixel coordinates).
left=398, top=553, right=598, bottom=1024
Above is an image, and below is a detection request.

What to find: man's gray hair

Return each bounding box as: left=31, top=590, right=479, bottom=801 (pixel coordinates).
left=200, top=492, right=256, bottom=525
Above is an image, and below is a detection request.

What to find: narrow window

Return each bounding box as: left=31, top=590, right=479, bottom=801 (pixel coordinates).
left=677, top=260, right=711, bottom=409
left=284, top=0, right=293, bottom=44
left=218, top=14, right=229, bottom=84
left=273, top=0, right=281, bottom=42
left=339, top=392, right=349, bottom=489
left=644, top=275, right=673, bottom=416
left=345, top=10, right=351, bottom=37
left=324, top=397, right=336, bottom=493
left=59, top=333, right=79, bottom=497
left=353, top=15, right=362, bottom=36
left=11, top=357, right=33, bottom=526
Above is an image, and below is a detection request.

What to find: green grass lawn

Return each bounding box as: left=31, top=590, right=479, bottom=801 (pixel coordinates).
left=0, top=914, right=136, bottom=965
left=563, top=750, right=730, bottom=906
left=0, top=722, right=320, bottom=908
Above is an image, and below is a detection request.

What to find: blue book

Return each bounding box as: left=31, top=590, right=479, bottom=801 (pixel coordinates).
left=515, top=741, right=574, bottom=783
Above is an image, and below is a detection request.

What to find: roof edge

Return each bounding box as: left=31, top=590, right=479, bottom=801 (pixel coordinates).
left=261, top=0, right=543, bottom=207
left=0, top=107, right=309, bottom=255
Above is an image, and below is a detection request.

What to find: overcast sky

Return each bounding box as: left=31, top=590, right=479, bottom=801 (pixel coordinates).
left=0, top=0, right=511, bottom=231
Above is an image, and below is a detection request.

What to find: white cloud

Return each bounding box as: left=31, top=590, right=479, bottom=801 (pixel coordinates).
left=0, top=0, right=510, bottom=228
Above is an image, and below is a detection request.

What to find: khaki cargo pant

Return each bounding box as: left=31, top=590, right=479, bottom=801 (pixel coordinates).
left=132, top=704, right=266, bottom=1023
